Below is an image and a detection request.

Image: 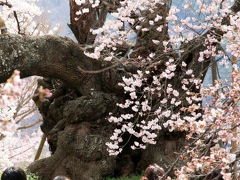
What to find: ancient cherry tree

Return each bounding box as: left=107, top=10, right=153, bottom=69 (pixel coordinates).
left=1, top=0, right=240, bottom=180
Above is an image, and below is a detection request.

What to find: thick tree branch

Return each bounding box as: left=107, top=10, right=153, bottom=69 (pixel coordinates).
left=68, top=0, right=125, bottom=44
left=130, top=0, right=172, bottom=58
left=69, top=0, right=108, bottom=44
left=0, top=35, right=129, bottom=95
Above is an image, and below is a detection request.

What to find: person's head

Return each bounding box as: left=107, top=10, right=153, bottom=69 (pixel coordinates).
left=1, top=167, right=27, bottom=180
left=53, top=176, right=71, bottom=180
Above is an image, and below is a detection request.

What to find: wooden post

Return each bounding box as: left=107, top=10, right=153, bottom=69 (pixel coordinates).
left=34, top=134, right=47, bottom=161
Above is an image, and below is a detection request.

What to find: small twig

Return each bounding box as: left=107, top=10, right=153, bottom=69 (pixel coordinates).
left=16, top=107, right=38, bottom=124
left=146, top=60, right=165, bottom=70
left=9, top=146, right=33, bottom=159
left=161, top=129, right=211, bottom=179
left=78, top=63, right=119, bottom=74
left=13, top=11, right=23, bottom=35
left=78, top=59, right=130, bottom=74
left=17, top=119, right=42, bottom=130
left=161, top=155, right=181, bottom=180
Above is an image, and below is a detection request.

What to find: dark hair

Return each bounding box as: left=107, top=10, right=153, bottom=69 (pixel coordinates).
left=53, top=176, right=70, bottom=180
left=1, top=167, right=27, bottom=180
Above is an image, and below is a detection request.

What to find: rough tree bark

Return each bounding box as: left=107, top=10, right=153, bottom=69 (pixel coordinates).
left=0, top=1, right=239, bottom=180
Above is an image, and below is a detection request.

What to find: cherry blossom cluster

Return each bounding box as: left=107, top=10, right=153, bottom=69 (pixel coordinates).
left=0, top=70, right=21, bottom=103
left=0, top=70, right=22, bottom=133
left=0, top=129, right=49, bottom=171
left=0, top=0, right=60, bottom=35
left=83, top=0, right=168, bottom=59
left=0, top=0, right=41, bottom=34
left=106, top=56, right=204, bottom=155
left=0, top=72, right=51, bottom=170
left=74, top=0, right=100, bottom=17
left=173, top=66, right=240, bottom=179
left=175, top=145, right=236, bottom=180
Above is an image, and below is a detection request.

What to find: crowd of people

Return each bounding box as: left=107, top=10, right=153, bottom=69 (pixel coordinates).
left=1, top=167, right=71, bottom=180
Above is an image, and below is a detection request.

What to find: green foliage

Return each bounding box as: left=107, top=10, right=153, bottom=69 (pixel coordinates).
left=105, top=175, right=141, bottom=180
left=27, top=172, right=41, bottom=180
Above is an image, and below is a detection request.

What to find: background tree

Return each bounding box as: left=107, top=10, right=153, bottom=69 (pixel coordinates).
left=0, top=0, right=60, bottom=170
